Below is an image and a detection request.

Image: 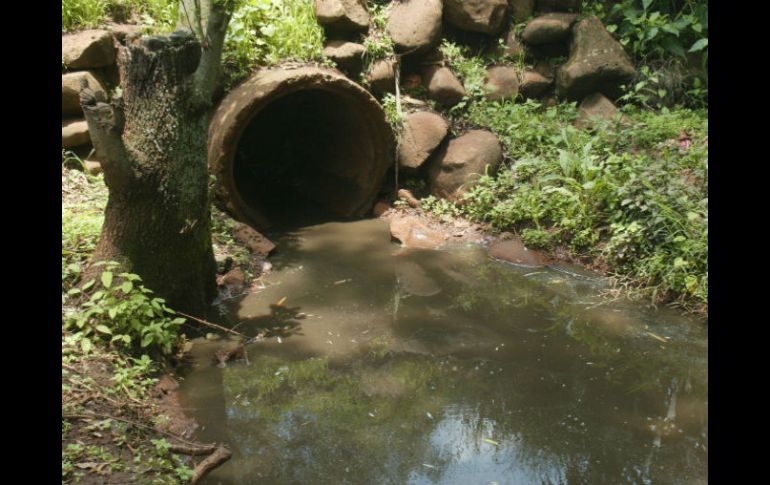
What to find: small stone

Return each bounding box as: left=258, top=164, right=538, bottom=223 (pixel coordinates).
left=510, top=0, right=535, bottom=23
left=423, top=66, right=467, bottom=107
left=372, top=200, right=392, bottom=217
left=519, top=68, right=552, bottom=98
left=575, top=92, right=629, bottom=129
left=314, top=0, right=370, bottom=33
left=428, top=130, right=503, bottom=200
left=232, top=223, right=276, bottom=257
left=488, top=237, right=549, bottom=267
left=323, top=40, right=366, bottom=76
left=389, top=213, right=447, bottom=249
left=366, top=58, right=396, bottom=96
left=62, top=71, right=106, bottom=116
left=521, top=13, right=577, bottom=45
left=62, top=119, right=90, bottom=148
left=387, top=0, right=442, bottom=54
left=62, top=29, right=115, bottom=70
left=484, top=66, right=520, bottom=102
left=444, top=0, right=509, bottom=35
left=398, top=111, right=449, bottom=171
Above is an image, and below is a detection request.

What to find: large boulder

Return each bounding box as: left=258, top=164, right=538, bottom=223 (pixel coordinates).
left=62, top=71, right=106, bottom=116
left=484, top=66, right=519, bottom=101
left=519, top=68, right=552, bottom=98
left=428, top=130, right=503, bottom=200
left=536, top=0, right=580, bottom=13
left=314, top=0, right=369, bottom=33
left=398, top=111, right=449, bottom=171
left=509, top=0, right=535, bottom=23
left=62, top=119, right=90, bottom=148
left=444, top=0, right=508, bottom=35
left=323, top=40, right=366, bottom=76
left=366, top=58, right=397, bottom=95
left=423, top=66, right=467, bottom=107
left=387, top=0, right=442, bottom=54
left=62, top=30, right=115, bottom=70
left=556, top=16, right=636, bottom=101
left=521, top=13, right=577, bottom=45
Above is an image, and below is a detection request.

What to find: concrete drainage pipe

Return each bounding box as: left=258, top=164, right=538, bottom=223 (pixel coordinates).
left=208, top=66, right=395, bottom=230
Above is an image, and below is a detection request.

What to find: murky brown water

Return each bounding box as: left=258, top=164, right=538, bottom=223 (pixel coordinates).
left=179, top=219, right=707, bottom=485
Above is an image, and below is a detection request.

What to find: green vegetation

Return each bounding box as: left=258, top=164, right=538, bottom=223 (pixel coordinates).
left=423, top=99, right=707, bottom=311
left=222, top=0, right=326, bottom=88
left=62, top=0, right=178, bottom=33
left=585, top=0, right=708, bottom=109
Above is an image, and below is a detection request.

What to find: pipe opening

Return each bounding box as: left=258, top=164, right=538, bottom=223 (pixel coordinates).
left=234, top=89, right=373, bottom=229
left=209, top=67, right=394, bottom=232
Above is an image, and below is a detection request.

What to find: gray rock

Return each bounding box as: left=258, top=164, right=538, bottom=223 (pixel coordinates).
left=62, top=71, right=106, bottom=116
left=423, top=66, right=467, bottom=107
left=484, top=66, right=520, bottom=101
left=398, top=111, right=449, bottom=171
left=556, top=16, right=636, bottom=100
left=521, top=13, right=577, bottom=45
left=62, top=30, right=115, bottom=70
left=428, top=130, right=503, bottom=200
left=387, top=0, right=442, bottom=54
left=444, top=0, right=508, bottom=35
left=62, top=119, right=90, bottom=148
left=314, top=0, right=369, bottom=32
left=500, top=29, right=525, bottom=60
left=323, top=40, right=366, bottom=76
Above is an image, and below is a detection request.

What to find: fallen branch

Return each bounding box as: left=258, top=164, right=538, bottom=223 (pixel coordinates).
left=176, top=311, right=249, bottom=339
left=169, top=443, right=218, bottom=456
left=191, top=445, right=232, bottom=485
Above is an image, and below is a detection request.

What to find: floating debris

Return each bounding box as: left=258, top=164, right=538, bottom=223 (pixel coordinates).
left=483, top=438, right=499, bottom=446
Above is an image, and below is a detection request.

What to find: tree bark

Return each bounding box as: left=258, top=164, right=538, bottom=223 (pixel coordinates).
left=81, top=12, right=230, bottom=315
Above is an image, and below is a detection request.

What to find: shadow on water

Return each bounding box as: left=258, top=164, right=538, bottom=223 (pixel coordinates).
left=179, top=219, right=707, bottom=485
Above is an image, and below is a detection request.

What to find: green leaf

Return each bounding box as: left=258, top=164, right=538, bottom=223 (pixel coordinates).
left=689, top=38, right=708, bottom=52
left=121, top=281, right=134, bottom=293
left=661, top=37, right=685, bottom=57
left=82, top=279, right=96, bottom=291
left=642, top=0, right=652, bottom=10
left=67, top=288, right=82, bottom=295
left=101, top=271, right=113, bottom=289
left=96, top=325, right=113, bottom=335
left=108, top=306, right=118, bottom=319
left=81, top=338, right=93, bottom=353
left=141, top=334, right=154, bottom=348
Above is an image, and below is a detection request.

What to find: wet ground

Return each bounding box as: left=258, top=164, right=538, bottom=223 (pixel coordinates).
left=178, top=219, right=707, bottom=485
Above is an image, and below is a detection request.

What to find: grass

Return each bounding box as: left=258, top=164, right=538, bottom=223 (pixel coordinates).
left=62, top=0, right=178, bottom=33
left=421, top=99, right=707, bottom=312
left=222, top=0, right=326, bottom=88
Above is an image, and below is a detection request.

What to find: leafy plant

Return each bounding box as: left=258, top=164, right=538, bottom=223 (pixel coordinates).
left=65, top=262, right=186, bottom=355
left=222, top=0, right=326, bottom=88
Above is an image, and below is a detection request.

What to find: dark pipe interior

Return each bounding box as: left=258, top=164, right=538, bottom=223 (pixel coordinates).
left=233, top=89, right=375, bottom=229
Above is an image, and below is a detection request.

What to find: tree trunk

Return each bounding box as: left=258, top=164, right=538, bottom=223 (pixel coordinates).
left=81, top=27, right=226, bottom=316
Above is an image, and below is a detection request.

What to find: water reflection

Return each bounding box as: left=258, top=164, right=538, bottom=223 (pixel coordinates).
left=179, top=220, right=707, bottom=484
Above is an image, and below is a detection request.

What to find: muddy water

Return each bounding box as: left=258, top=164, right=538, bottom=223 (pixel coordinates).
left=179, top=219, right=707, bottom=485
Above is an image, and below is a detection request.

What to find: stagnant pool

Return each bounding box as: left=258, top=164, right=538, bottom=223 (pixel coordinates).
left=178, top=219, right=707, bottom=484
